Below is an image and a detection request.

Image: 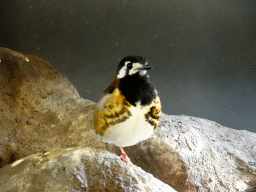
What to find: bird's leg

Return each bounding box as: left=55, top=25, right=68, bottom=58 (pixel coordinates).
left=120, top=147, right=137, bottom=173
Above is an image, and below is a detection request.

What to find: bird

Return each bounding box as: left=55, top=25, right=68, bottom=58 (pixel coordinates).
left=94, top=56, right=161, bottom=173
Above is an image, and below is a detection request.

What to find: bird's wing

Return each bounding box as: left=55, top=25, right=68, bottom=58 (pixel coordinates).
left=94, top=87, right=132, bottom=136
left=145, top=91, right=162, bottom=130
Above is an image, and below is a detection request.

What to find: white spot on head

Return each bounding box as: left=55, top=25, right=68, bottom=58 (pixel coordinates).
left=117, top=66, right=127, bottom=78
left=116, top=61, right=146, bottom=78
left=128, top=63, right=143, bottom=76
left=117, top=61, right=132, bottom=78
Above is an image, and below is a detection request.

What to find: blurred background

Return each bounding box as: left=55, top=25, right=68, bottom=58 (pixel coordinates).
left=1, top=0, right=255, bottom=133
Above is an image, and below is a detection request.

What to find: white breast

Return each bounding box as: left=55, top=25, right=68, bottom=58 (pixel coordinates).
left=101, top=102, right=154, bottom=147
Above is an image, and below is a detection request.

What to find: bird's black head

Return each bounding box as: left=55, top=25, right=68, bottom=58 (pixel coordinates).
left=115, top=56, right=152, bottom=79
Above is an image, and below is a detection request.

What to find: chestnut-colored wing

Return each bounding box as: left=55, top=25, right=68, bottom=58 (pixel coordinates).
left=94, top=87, right=132, bottom=136
left=145, top=91, right=161, bottom=130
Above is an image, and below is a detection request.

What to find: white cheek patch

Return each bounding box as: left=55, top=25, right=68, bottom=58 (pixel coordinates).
left=128, top=63, right=142, bottom=75
left=117, top=66, right=127, bottom=79
left=117, top=61, right=132, bottom=79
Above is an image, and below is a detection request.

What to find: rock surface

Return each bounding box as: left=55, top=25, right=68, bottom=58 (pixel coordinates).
left=155, top=114, right=256, bottom=191
left=107, top=114, right=256, bottom=192
left=0, top=147, right=176, bottom=192
left=0, top=47, right=255, bottom=191
left=0, top=47, right=103, bottom=167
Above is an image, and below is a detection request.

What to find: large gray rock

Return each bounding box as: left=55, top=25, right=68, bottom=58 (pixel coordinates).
left=0, top=47, right=103, bottom=168
left=0, top=147, right=176, bottom=192
left=155, top=114, right=256, bottom=191
left=107, top=114, right=256, bottom=192
left=0, top=47, right=255, bottom=191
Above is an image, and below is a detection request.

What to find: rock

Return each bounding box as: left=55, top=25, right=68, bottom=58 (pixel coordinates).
left=0, top=47, right=255, bottom=191
left=106, top=132, right=190, bottom=192
left=107, top=114, right=256, bottom=191
left=0, top=147, right=176, bottom=192
left=240, top=187, right=256, bottom=192
left=154, top=114, right=256, bottom=191
left=0, top=47, right=104, bottom=168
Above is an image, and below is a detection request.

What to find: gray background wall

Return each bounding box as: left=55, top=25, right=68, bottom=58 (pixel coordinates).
left=1, top=0, right=256, bottom=133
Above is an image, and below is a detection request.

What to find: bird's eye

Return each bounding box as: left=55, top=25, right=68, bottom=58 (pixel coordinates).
left=127, top=63, right=132, bottom=69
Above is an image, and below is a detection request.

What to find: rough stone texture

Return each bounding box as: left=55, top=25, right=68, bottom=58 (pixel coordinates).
left=0, top=147, right=176, bottom=192
left=0, top=47, right=255, bottom=191
left=0, top=47, right=104, bottom=168
left=106, top=133, right=190, bottom=192
left=107, top=114, right=256, bottom=192
left=241, top=187, right=256, bottom=192
left=154, top=114, right=256, bottom=191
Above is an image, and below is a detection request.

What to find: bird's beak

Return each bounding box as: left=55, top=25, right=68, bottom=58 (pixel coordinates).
left=141, top=65, right=152, bottom=70
left=139, top=65, right=152, bottom=76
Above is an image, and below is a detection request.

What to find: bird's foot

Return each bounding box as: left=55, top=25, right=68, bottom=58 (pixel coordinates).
left=120, top=148, right=137, bottom=174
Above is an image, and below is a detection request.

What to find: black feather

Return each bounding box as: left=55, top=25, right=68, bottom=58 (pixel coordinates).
left=119, top=73, right=156, bottom=106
